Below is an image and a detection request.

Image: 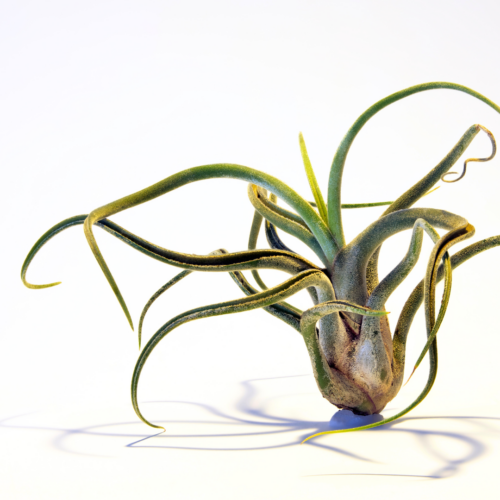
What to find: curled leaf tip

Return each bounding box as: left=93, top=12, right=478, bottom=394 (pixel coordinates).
left=25, top=281, right=62, bottom=289
left=441, top=124, right=497, bottom=183
left=441, top=171, right=459, bottom=183
left=149, top=424, right=166, bottom=433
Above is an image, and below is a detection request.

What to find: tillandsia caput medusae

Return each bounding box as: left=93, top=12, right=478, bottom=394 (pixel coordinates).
left=21, top=82, right=500, bottom=442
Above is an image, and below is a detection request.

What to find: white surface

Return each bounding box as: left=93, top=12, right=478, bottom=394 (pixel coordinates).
left=2, top=1, right=500, bottom=498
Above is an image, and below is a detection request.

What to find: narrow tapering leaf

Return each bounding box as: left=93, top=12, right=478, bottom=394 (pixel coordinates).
left=299, top=133, right=328, bottom=224
left=132, top=269, right=334, bottom=428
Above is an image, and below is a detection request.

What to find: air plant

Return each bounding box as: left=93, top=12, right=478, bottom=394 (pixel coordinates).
left=21, top=82, right=500, bottom=443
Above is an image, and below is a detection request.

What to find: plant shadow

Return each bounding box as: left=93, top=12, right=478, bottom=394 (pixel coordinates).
left=2, top=374, right=499, bottom=479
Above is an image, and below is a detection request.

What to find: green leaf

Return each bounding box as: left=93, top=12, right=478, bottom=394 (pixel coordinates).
left=299, top=133, right=328, bottom=224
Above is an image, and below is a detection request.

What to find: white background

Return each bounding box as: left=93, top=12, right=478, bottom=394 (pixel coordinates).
left=2, top=1, right=500, bottom=498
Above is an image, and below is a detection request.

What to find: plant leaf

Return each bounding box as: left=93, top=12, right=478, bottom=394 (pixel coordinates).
left=299, top=132, right=328, bottom=224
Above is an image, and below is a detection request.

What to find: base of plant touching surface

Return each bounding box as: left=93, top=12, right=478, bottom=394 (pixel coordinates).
left=329, top=409, right=384, bottom=430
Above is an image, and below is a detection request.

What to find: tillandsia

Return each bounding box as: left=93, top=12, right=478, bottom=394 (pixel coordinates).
left=21, top=82, right=500, bottom=443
